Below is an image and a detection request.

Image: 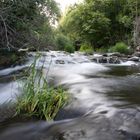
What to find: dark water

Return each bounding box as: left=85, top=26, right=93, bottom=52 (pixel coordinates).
left=0, top=52, right=140, bottom=140
left=103, top=66, right=140, bottom=107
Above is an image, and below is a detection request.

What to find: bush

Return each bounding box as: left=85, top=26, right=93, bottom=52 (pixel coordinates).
left=15, top=57, right=68, bottom=121
left=0, top=0, right=60, bottom=50
left=96, top=47, right=109, bottom=53
left=80, top=43, right=94, bottom=54
left=109, top=42, right=129, bottom=54
left=64, top=45, right=75, bottom=53
left=55, top=34, right=75, bottom=53
left=55, top=34, right=67, bottom=50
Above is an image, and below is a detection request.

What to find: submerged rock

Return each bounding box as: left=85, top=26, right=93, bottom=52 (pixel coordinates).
left=55, top=60, right=65, bottom=64
left=0, top=110, right=140, bottom=140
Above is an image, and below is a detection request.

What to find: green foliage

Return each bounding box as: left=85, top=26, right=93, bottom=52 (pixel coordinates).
left=59, top=0, right=140, bottom=49
left=55, top=34, right=67, bottom=50
left=0, top=0, right=60, bottom=50
left=59, top=5, right=83, bottom=41
left=109, top=42, right=129, bottom=54
left=55, top=34, right=75, bottom=53
left=15, top=58, right=68, bottom=121
left=80, top=43, right=93, bottom=54
left=96, top=47, right=109, bottom=53
left=64, top=45, right=75, bottom=53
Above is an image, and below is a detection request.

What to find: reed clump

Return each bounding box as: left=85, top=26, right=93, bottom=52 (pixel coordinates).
left=15, top=58, right=68, bottom=121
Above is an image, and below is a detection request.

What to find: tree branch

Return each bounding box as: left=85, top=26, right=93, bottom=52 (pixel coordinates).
left=0, top=14, right=10, bottom=50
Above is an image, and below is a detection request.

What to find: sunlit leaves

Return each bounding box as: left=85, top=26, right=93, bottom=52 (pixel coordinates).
left=59, top=0, right=140, bottom=48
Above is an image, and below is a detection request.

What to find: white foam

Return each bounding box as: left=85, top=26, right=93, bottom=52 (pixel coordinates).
left=0, top=81, right=21, bottom=104
left=120, top=61, right=137, bottom=66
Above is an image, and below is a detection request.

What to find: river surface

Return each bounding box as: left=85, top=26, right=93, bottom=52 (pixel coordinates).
left=0, top=51, right=140, bottom=140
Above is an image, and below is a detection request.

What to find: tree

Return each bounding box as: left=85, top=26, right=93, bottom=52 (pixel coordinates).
left=0, top=0, right=60, bottom=50
left=59, top=0, right=140, bottom=49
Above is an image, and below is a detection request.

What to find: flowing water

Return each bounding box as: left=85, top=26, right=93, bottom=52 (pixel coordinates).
left=0, top=51, right=140, bottom=140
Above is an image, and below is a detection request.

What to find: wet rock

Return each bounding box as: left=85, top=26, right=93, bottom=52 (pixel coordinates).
left=102, top=52, right=122, bottom=57
left=127, top=55, right=133, bottom=58
left=92, top=56, right=120, bottom=64
left=121, top=57, right=128, bottom=62
left=133, top=52, right=140, bottom=57
left=1, top=108, right=140, bottom=140
left=108, top=57, right=120, bottom=64
left=107, top=52, right=121, bottom=57
left=128, top=56, right=140, bottom=62
left=102, top=53, right=108, bottom=57
left=51, top=55, right=56, bottom=58
left=99, top=57, right=107, bottom=63
left=55, top=60, right=65, bottom=64
left=136, top=46, right=140, bottom=52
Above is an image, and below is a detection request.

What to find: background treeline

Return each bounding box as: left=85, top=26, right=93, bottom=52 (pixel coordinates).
left=0, top=0, right=60, bottom=51
left=0, top=0, right=140, bottom=54
left=58, top=0, right=140, bottom=54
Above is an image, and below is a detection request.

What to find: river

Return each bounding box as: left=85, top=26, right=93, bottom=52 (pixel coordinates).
left=0, top=51, right=140, bottom=140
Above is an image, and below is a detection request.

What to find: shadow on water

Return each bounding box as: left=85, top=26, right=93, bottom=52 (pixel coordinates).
left=102, top=66, right=140, bottom=107
left=105, top=78, right=140, bottom=107
left=105, top=66, right=140, bottom=76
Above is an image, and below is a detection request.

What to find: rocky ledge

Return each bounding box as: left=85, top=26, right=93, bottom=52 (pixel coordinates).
left=89, top=52, right=140, bottom=64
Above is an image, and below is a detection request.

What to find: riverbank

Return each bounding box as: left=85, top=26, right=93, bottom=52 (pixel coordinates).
left=0, top=50, right=27, bottom=69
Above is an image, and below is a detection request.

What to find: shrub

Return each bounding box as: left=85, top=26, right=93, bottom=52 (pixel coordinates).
left=96, top=47, right=109, bottom=53
left=15, top=58, right=68, bottom=121
left=55, top=34, right=67, bottom=50
left=55, top=34, right=75, bottom=53
left=80, top=43, right=94, bottom=54
left=109, top=42, right=129, bottom=54
left=64, top=45, right=75, bottom=53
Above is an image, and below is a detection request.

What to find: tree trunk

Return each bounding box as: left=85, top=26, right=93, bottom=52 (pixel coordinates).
left=133, top=16, right=140, bottom=51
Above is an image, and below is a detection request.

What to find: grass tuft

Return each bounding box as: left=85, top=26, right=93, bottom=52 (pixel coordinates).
left=15, top=57, right=68, bottom=121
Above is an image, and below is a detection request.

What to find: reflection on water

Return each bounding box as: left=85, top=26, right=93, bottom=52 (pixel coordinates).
left=105, top=66, right=140, bottom=76
left=105, top=77, right=140, bottom=107
left=101, top=66, right=140, bottom=107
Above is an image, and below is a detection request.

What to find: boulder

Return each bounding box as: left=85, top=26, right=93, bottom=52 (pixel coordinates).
left=55, top=60, right=65, bottom=64
left=136, top=46, right=140, bottom=52
left=107, top=52, right=121, bottom=57
left=108, top=57, right=120, bottom=64
left=133, top=52, right=140, bottom=57
left=99, top=57, right=107, bottom=63
left=102, top=53, right=108, bottom=57
left=128, top=56, right=140, bottom=62
left=92, top=56, right=120, bottom=64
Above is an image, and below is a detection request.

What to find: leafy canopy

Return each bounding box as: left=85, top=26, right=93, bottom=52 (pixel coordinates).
left=0, top=0, right=60, bottom=50
left=59, top=0, right=140, bottom=49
